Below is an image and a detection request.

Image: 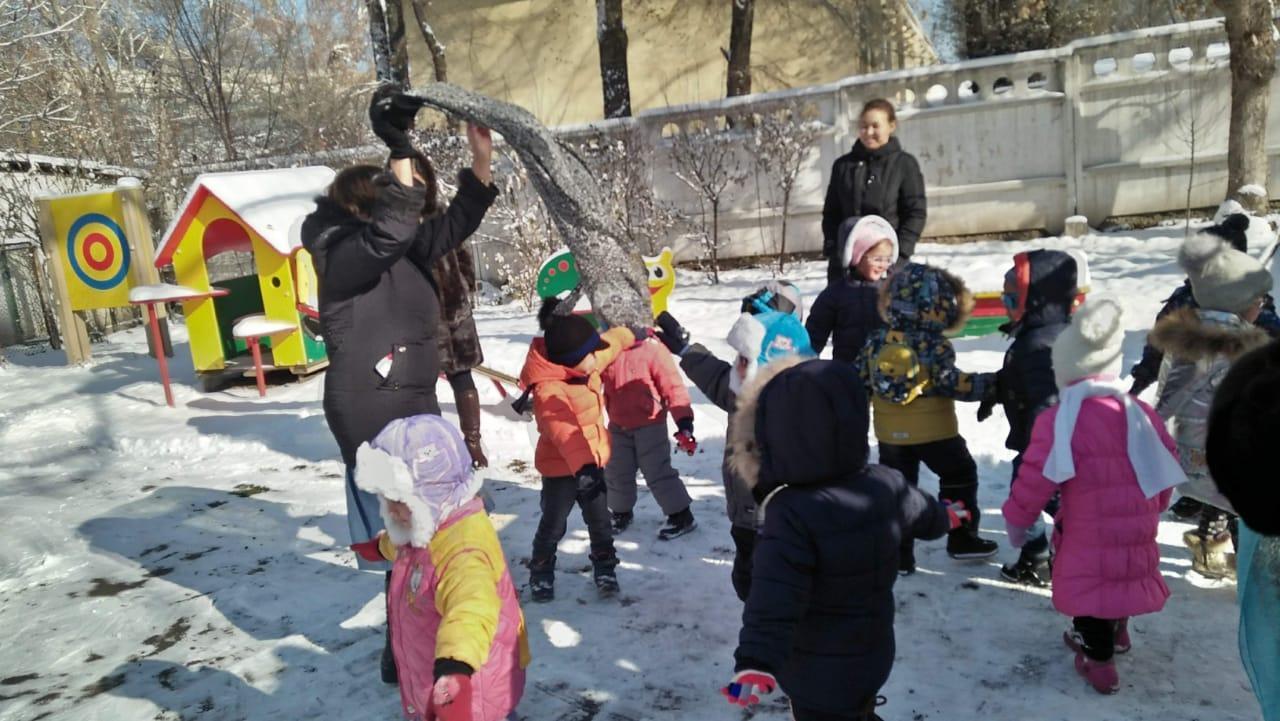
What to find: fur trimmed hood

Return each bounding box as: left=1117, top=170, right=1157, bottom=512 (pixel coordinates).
left=727, top=358, right=870, bottom=495
left=878, top=263, right=975, bottom=334
left=354, top=415, right=481, bottom=548
left=1148, top=307, right=1271, bottom=364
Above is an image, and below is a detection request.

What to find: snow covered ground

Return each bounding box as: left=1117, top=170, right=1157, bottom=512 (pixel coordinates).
left=0, top=224, right=1265, bottom=721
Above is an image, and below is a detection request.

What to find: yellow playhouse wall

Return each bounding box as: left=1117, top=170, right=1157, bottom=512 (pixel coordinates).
left=169, top=194, right=306, bottom=372
left=169, top=200, right=223, bottom=372
left=251, top=237, right=307, bottom=367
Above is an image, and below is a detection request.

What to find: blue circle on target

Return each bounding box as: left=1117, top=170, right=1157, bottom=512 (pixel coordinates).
left=66, top=213, right=131, bottom=290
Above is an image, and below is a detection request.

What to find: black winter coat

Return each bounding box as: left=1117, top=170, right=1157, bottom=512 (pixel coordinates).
left=302, top=169, right=498, bottom=465
left=727, top=359, right=950, bottom=713
left=996, top=249, right=1076, bottom=453
left=821, top=137, right=927, bottom=260
left=806, top=277, right=884, bottom=362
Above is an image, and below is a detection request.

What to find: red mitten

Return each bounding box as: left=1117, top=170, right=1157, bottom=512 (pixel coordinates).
left=431, top=674, right=472, bottom=721
left=350, top=537, right=385, bottom=563
left=720, top=669, right=777, bottom=707
left=944, top=500, right=971, bottom=530
left=673, top=430, right=697, bottom=455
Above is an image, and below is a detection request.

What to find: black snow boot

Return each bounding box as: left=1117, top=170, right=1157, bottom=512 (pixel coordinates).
left=657, top=508, right=697, bottom=540
left=381, top=571, right=398, bottom=685
left=947, top=521, right=999, bottom=560
left=590, top=551, right=620, bottom=598
left=529, top=557, right=555, bottom=603
left=611, top=510, right=634, bottom=534
left=1000, top=551, right=1052, bottom=588
left=898, top=544, right=917, bottom=576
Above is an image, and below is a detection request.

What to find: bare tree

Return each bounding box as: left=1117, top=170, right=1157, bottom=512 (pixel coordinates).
left=384, top=0, right=411, bottom=87
left=752, top=109, right=822, bottom=272
left=1215, top=0, right=1276, bottom=212
left=726, top=0, right=755, bottom=98
left=409, top=0, right=448, bottom=82
left=571, top=128, right=686, bottom=254
left=596, top=0, right=632, bottom=118
left=670, top=123, right=749, bottom=284
left=365, top=0, right=395, bottom=84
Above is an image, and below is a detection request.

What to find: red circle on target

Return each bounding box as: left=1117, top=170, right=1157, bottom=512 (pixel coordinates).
left=84, top=233, right=115, bottom=272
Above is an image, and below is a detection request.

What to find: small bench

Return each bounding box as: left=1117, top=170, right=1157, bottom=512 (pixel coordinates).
left=232, top=314, right=297, bottom=397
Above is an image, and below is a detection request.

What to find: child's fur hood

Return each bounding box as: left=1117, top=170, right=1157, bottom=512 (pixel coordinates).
left=726, top=355, right=810, bottom=489
left=878, top=264, right=975, bottom=335
left=1148, top=307, right=1270, bottom=364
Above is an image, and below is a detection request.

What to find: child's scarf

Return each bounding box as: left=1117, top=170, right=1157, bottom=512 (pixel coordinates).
left=1045, top=377, right=1187, bottom=498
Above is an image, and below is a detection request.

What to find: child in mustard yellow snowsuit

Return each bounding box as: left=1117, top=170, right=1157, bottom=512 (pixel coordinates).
left=858, top=262, right=1000, bottom=574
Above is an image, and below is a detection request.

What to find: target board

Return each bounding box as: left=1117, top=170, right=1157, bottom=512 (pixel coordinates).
left=48, top=191, right=134, bottom=310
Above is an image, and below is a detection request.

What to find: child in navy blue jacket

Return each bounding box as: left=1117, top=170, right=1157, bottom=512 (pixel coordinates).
left=719, top=359, right=965, bottom=721
left=978, top=249, right=1079, bottom=586
left=807, top=215, right=896, bottom=362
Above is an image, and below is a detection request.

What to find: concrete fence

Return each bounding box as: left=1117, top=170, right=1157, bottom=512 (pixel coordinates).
left=545, top=16, right=1278, bottom=264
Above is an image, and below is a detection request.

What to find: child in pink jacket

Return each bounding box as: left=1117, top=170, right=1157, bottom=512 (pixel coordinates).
left=601, top=334, right=699, bottom=540
left=355, top=414, right=530, bottom=721
left=1002, top=299, right=1185, bottom=695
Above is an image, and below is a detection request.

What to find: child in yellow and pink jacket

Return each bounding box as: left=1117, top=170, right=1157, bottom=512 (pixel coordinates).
left=354, top=414, right=530, bottom=721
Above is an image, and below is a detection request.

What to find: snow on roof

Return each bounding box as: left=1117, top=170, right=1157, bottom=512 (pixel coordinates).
left=158, top=166, right=335, bottom=260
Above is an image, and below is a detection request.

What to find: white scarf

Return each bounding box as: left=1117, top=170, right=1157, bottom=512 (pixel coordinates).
left=1044, top=377, right=1187, bottom=498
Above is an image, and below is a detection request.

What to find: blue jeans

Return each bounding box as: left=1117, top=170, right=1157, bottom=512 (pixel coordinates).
left=346, top=465, right=389, bottom=571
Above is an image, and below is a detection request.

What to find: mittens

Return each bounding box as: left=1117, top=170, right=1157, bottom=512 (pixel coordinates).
left=430, top=674, right=473, bottom=721
left=1005, top=521, right=1031, bottom=548
left=721, top=669, right=777, bottom=707
left=369, top=88, right=426, bottom=159
left=673, top=417, right=697, bottom=455
left=944, top=500, right=972, bottom=530
left=575, top=464, right=606, bottom=503
left=654, top=311, right=691, bottom=355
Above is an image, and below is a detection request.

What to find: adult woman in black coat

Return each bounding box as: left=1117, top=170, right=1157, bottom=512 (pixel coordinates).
left=821, top=98, right=927, bottom=285
left=301, top=93, right=496, bottom=563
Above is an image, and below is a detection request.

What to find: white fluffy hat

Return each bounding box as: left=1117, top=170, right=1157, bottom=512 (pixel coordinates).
left=1180, top=230, right=1273, bottom=313
left=1051, top=297, right=1125, bottom=389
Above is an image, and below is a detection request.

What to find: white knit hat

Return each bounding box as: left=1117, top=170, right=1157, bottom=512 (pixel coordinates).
left=1180, top=230, right=1273, bottom=313
left=1051, top=297, right=1125, bottom=389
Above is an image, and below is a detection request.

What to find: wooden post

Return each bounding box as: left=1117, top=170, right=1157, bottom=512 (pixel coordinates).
left=118, top=180, right=172, bottom=359
left=248, top=336, right=267, bottom=397
left=35, top=200, right=91, bottom=364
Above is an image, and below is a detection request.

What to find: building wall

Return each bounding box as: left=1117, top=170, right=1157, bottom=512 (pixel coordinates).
left=407, top=0, right=937, bottom=125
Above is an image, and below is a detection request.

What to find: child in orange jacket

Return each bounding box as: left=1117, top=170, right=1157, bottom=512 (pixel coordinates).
left=601, top=335, right=698, bottom=540
left=519, top=299, right=637, bottom=602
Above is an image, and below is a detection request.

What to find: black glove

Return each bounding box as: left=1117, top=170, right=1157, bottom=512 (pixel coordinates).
left=1129, top=374, right=1154, bottom=397
left=654, top=311, right=690, bottom=355
left=369, top=88, right=425, bottom=159
left=675, top=417, right=694, bottom=436
left=575, top=464, right=605, bottom=503
left=976, top=374, right=999, bottom=422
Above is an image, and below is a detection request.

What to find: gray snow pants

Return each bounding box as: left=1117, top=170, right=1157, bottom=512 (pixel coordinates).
left=605, top=421, right=692, bottom=517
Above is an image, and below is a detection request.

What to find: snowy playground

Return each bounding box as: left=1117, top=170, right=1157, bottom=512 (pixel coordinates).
left=0, top=223, right=1265, bottom=721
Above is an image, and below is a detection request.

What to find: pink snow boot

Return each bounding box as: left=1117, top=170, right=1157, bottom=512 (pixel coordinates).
left=1073, top=651, right=1119, bottom=695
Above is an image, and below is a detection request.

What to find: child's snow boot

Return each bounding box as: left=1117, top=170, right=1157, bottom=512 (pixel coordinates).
left=1063, top=630, right=1119, bottom=694
left=529, top=557, right=555, bottom=603
left=658, top=507, right=697, bottom=540
left=1114, top=618, right=1131, bottom=654
left=999, top=551, right=1051, bottom=588
left=1183, top=529, right=1235, bottom=580
left=590, top=552, right=620, bottom=597
left=1073, top=652, right=1120, bottom=694
left=611, top=510, right=634, bottom=534
left=946, top=525, right=999, bottom=559
left=1169, top=495, right=1203, bottom=520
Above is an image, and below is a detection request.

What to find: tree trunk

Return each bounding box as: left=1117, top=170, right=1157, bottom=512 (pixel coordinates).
left=710, top=199, right=722, bottom=284
left=596, top=0, right=632, bottom=118
left=778, top=187, right=791, bottom=273
left=726, top=0, right=755, bottom=98
left=409, top=0, right=448, bottom=82
left=1216, top=0, right=1276, bottom=212
left=385, top=0, right=411, bottom=87
left=366, top=0, right=395, bottom=84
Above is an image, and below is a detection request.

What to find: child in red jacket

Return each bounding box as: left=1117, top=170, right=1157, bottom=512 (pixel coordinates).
left=602, top=334, right=698, bottom=540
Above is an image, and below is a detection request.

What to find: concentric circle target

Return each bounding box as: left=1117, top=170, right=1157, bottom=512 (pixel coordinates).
left=66, top=213, right=130, bottom=290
